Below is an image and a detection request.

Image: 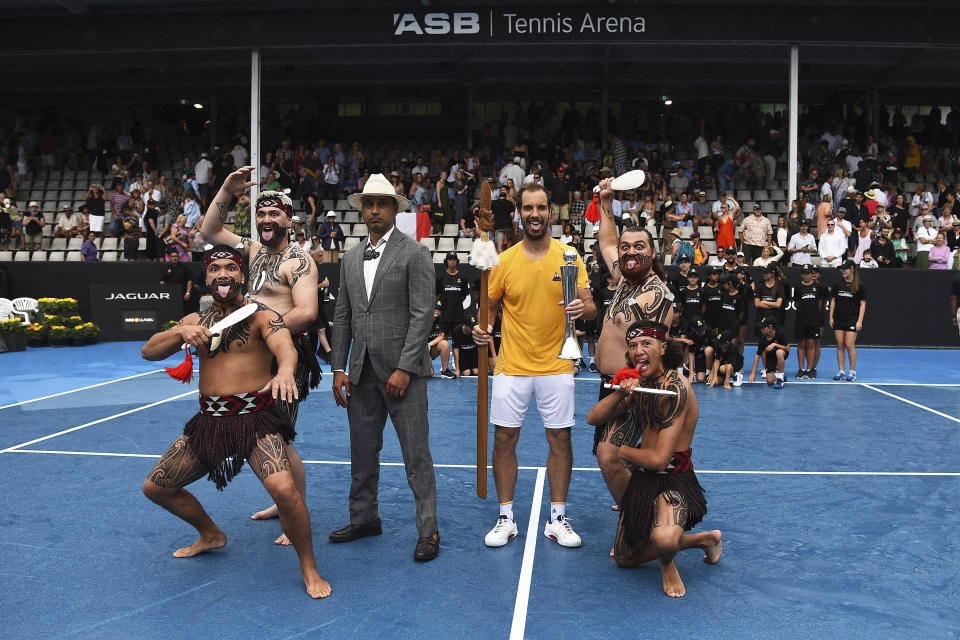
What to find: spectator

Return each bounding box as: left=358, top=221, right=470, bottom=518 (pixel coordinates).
left=569, top=191, right=587, bottom=230
left=120, top=206, right=140, bottom=262
left=109, top=181, right=130, bottom=237
left=182, top=189, right=201, bottom=230
left=692, top=191, right=713, bottom=226
left=799, top=168, right=820, bottom=205
left=452, top=316, right=479, bottom=377
left=738, top=205, right=773, bottom=264
left=54, top=205, right=82, bottom=239
left=460, top=204, right=478, bottom=239
left=189, top=216, right=207, bottom=262
left=714, top=198, right=738, bottom=251
left=707, top=330, right=742, bottom=389
left=160, top=245, right=194, bottom=310
left=852, top=219, right=872, bottom=264
left=891, top=228, right=909, bottom=265
left=143, top=200, right=161, bottom=261
left=166, top=214, right=190, bottom=261
left=428, top=303, right=454, bottom=379
left=22, top=201, right=44, bottom=251
left=914, top=215, right=938, bottom=268
left=0, top=200, right=11, bottom=250
left=81, top=231, right=99, bottom=261
left=85, top=183, right=108, bottom=239
left=871, top=231, right=898, bottom=268
left=948, top=219, right=960, bottom=251
left=194, top=152, right=213, bottom=206
left=550, top=166, right=573, bottom=223
left=492, top=189, right=516, bottom=253
left=818, top=218, right=847, bottom=267
left=774, top=215, right=789, bottom=250
left=752, top=244, right=784, bottom=268
left=859, top=249, right=879, bottom=269
left=928, top=233, right=951, bottom=269
left=321, top=156, right=340, bottom=201
left=787, top=219, right=817, bottom=266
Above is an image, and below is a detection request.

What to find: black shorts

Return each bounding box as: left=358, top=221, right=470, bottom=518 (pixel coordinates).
left=835, top=323, right=858, bottom=333
left=694, top=351, right=708, bottom=373
left=795, top=324, right=821, bottom=340
left=763, top=349, right=788, bottom=370
left=442, top=320, right=464, bottom=338
left=457, top=346, right=479, bottom=370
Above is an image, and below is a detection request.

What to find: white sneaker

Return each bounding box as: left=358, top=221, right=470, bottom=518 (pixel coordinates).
left=543, top=515, right=582, bottom=548
left=732, top=371, right=744, bottom=387
left=485, top=516, right=518, bottom=547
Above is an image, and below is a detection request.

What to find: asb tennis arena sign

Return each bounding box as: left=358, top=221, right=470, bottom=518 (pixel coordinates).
left=392, top=10, right=646, bottom=39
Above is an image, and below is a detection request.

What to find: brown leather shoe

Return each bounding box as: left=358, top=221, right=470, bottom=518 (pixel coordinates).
left=328, top=518, right=382, bottom=543
left=413, top=533, right=440, bottom=562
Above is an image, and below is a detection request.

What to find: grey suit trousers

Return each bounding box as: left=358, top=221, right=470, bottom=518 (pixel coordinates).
left=347, top=358, right=438, bottom=537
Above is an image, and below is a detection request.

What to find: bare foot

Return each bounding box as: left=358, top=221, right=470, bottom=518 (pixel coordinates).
left=251, top=504, right=279, bottom=520
left=723, top=382, right=732, bottom=390
left=173, top=531, right=227, bottom=558
left=660, top=561, right=686, bottom=597
left=274, top=533, right=292, bottom=546
left=702, top=530, right=723, bottom=564
left=609, top=547, right=614, bottom=557
left=303, top=568, right=332, bottom=599
left=611, top=504, right=619, bottom=511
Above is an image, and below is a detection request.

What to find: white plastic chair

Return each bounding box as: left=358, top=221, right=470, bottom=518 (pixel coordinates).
left=0, top=298, right=13, bottom=321
left=10, top=297, right=38, bottom=323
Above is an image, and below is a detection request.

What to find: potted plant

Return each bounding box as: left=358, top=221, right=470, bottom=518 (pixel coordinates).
left=42, top=313, right=64, bottom=328
left=37, top=298, right=59, bottom=314
left=48, top=325, right=70, bottom=347
left=162, top=320, right=179, bottom=331
left=78, top=322, right=101, bottom=345
left=59, top=298, right=79, bottom=314
left=25, top=323, right=48, bottom=347
left=1, top=318, right=26, bottom=352
left=68, top=325, right=86, bottom=346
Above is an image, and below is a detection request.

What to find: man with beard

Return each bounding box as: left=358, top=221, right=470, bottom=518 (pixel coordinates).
left=201, top=167, right=320, bottom=546
left=591, top=176, right=675, bottom=511
left=140, top=245, right=330, bottom=599
left=330, top=174, right=439, bottom=562
left=472, top=183, right=595, bottom=549
left=585, top=320, right=721, bottom=597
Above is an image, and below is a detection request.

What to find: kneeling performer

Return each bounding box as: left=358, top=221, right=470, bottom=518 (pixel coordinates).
left=586, top=320, right=721, bottom=597
left=140, top=245, right=330, bottom=599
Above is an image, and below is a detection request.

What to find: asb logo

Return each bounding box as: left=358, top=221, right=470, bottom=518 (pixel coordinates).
left=393, top=12, right=480, bottom=35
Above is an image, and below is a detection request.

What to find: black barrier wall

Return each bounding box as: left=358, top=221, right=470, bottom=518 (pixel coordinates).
left=1, top=261, right=957, bottom=347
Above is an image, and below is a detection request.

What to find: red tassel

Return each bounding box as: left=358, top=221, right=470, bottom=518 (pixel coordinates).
left=611, top=366, right=640, bottom=385
left=165, top=347, right=194, bottom=383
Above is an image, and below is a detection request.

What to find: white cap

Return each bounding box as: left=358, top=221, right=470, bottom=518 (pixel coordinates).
left=326, top=210, right=336, bottom=218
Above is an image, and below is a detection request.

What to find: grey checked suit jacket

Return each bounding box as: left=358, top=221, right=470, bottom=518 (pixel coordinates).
left=331, top=228, right=435, bottom=384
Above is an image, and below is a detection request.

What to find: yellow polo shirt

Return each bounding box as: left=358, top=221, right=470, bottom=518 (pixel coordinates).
left=488, top=239, right=588, bottom=376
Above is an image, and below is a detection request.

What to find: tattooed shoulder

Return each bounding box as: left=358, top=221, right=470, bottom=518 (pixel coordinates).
left=255, top=303, right=287, bottom=337
left=651, top=372, right=687, bottom=432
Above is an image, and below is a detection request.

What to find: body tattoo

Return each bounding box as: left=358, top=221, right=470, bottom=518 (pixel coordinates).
left=215, top=200, right=229, bottom=223
left=606, top=273, right=672, bottom=325
left=248, top=244, right=311, bottom=294
left=198, top=304, right=251, bottom=357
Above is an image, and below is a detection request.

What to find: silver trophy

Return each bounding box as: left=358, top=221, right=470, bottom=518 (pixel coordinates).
left=558, top=249, right=583, bottom=360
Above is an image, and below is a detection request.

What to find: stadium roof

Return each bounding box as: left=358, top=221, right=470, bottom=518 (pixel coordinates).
left=4, top=1, right=960, bottom=105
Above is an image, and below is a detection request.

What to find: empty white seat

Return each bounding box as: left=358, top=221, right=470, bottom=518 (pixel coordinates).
left=50, top=237, right=67, bottom=250
left=352, top=223, right=367, bottom=237
left=343, top=237, right=360, bottom=251
left=47, top=251, right=64, bottom=262
left=100, top=237, right=118, bottom=250
left=66, top=251, right=83, bottom=261
left=432, top=252, right=445, bottom=264
left=67, top=237, right=83, bottom=250
left=455, top=238, right=473, bottom=252
left=101, top=251, right=118, bottom=262
left=31, top=251, right=46, bottom=261
left=419, top=237, right=435, bottom=251
left=697, top=225, right=714, bottom=240
left=436, top=237, right=455, bottom=252
left=0, top=251, right=11, bottom=262
left=442, top=224, right=458, bottom=237
left=14, top=251, right=30, bottom=261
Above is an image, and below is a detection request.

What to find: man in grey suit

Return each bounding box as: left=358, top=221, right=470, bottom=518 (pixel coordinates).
left=330, top=173, right=440, bottom=561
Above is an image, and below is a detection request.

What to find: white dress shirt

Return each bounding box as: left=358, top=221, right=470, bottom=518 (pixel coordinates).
left=364, top=225, right=395, bottom=301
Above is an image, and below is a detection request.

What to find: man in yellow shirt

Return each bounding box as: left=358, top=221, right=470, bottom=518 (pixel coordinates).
left=473, top=184, right=596, bottom=548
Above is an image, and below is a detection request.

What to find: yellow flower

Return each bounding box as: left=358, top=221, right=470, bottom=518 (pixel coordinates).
left=70, top=315, right=81, bottom=320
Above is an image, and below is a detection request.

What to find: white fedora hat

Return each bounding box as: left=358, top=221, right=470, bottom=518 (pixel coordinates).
left=347, top=173, right=410, bottom=212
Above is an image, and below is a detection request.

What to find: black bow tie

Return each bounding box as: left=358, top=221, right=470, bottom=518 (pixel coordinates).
left=363, top=246, right=381, bottom=261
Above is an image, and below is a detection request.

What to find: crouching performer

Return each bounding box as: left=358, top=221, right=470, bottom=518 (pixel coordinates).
left=140, top=244, right=331, bottom=599
left=586, top=320, right=721, bottom=597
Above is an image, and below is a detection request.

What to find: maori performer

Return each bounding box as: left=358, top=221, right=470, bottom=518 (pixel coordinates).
left=586, top=320, right=721, bottom=598
left=141, top=245, right=331, bottom=599
left=201, top=167, right=320, bottom=545
left=593, top=177, right=675, bottom=504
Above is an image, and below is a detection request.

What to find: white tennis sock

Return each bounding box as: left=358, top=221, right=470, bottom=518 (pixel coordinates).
left=499, top=502, right=514, bottom=520
left=550, top=503, right=565, bottom=522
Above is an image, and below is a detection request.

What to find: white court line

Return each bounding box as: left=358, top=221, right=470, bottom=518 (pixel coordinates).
left=0, top=369, right=167, bottom=411
left=0, top=390, right=198, bottom=454
left=861, top=383, right=960, bottom=424
left=568, top=376, right=960, bottom=387
left=7, top=451, right=960, bottom=476
left=510, top=466, right=546, bottom=640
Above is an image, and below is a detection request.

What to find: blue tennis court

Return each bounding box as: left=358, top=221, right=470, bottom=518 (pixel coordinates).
left=2, top=343, right=958, bottom=639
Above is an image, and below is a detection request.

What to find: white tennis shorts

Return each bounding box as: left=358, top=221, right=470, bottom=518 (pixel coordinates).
left=89, top=214, right=104, bottom=233
left=490, top=372, right=576, bottom=429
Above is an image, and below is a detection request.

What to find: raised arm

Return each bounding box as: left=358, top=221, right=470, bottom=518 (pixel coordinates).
left=596, top=177, right=620, bottom=275
left=201, top=166, right=257, bottom=252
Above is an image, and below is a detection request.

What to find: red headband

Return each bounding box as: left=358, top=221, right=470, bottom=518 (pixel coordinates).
left=203, top=249, right=245, bottom=269
left=626, top=326, right=666, bottom=342
left=256, top=195, right=293, bottom=218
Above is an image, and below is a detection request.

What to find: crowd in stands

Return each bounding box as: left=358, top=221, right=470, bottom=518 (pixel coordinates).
left=1, top=102, right=959, bottom=270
